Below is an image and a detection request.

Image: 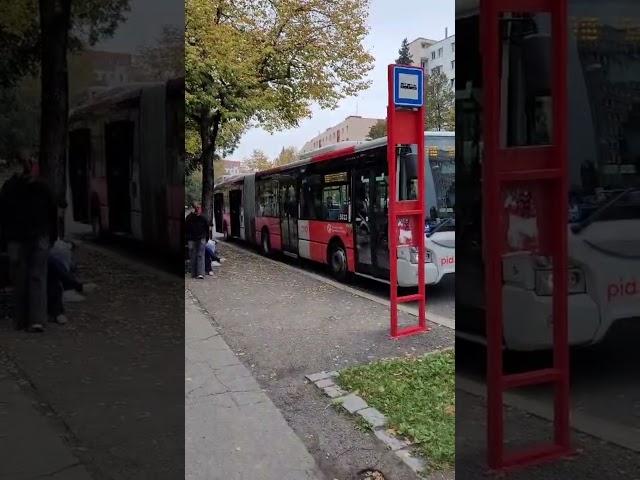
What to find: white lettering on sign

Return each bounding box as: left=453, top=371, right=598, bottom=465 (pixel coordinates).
left=398, top=73, right=419, bottom=100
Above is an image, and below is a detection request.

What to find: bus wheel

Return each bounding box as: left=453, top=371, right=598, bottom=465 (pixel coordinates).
left=261, top=228, right=271, bottom=255
left=328, top=242, right=348, bottom=281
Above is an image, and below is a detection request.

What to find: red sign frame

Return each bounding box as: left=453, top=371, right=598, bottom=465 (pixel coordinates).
left=386, top=64, right=428, bottom=338
left=481, top=0, right=572, bottom=470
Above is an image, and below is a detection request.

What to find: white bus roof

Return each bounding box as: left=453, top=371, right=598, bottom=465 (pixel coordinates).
left=215, top=130, right=454, bottom=188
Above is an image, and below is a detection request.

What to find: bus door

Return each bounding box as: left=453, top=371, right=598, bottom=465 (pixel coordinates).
left=229, top=189, right=242, bottom=238
left=279, top=176, right=298, bottom=254
left=105, top=120, right=133, bottom=233
left=213, top=193, right=224, bottom=233
left=354, top=166, right=389, bottom=275
left=68, top=128, right=91, bottom=223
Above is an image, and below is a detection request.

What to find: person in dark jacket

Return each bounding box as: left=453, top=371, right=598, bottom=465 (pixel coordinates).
left=185, top=201, right=209, bottom=279
left=0, top=151, right=58, bottom=332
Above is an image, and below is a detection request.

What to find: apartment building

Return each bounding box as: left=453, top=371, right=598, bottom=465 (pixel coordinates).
left=408, top=29, right=456, bottom=88
left=300, top=116, right=383, bottom=154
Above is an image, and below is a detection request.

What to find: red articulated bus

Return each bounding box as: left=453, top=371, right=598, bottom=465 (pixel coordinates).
left=68, top=78, right=184, bottom=254
left=214, top=132, right=455, bottom=286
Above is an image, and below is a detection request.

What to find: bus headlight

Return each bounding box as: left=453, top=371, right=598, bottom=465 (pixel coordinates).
left=534, top=268, right=586, bottom=296
left=397, top=246, right=416, bottom=264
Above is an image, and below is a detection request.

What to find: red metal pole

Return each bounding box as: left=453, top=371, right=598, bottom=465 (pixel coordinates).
left=481, top=0, right=505, bottom=469
left=552, top=0, right=571, bottom=451
left=387, top=66, right=399, bottom=338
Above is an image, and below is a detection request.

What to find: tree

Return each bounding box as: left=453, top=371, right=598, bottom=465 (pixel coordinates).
left=136, top=25, right=184, bottom=82
left=186, top=0, right=374, bottom=224
left=367, top=120, right=387, bottom=140
left=245, top=149, right=272, bottom=172
left=38, top=0, right=130, bottom=222
left=396, top=38, right=413, bottom=65
left=273, top=146, right=297, bottom=166
left=185, top=167, right=202, bottom=206
left=425, top=70, right=454, bottom=131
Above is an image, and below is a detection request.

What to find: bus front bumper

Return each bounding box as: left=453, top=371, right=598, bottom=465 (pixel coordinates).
left=397, top=259, right=449, bottom=287
left=502, top=285, right=600, bottom=351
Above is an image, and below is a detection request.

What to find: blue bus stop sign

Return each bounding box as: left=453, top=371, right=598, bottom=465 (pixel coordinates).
left=393, top=65, right=424, bottom=108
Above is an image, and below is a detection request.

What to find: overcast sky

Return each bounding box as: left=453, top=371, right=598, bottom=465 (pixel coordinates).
left=95, top=0, right=183, bottom=53
left=93, top=0, right=453, bottom=161
left=233, top=0, right=454, bottom=160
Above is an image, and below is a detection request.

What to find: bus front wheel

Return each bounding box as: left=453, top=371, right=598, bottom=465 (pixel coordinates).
left=328, top=242, right=348, bottom=281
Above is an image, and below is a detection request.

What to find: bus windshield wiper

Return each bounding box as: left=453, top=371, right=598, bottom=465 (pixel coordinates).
left=426, top=217, right=453, bottom=237
left=571, top=187, right=638, bottom=234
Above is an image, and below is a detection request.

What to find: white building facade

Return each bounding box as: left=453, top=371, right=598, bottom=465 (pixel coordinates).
left=408, top=29, right=455, bottom=89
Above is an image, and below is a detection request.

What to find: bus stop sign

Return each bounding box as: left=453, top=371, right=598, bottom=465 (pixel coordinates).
left=393, top=65, right=424, bottom=108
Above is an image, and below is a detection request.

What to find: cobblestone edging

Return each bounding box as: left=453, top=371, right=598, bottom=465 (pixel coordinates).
left=305, top=370, right=427, bottom=477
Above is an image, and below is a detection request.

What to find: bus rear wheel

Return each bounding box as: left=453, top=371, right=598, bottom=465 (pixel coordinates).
left=261, top=228, right=271, bottom=255
left=328, top=242, right=348, bottom=281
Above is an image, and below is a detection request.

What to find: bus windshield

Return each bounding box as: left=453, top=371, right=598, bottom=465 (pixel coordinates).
left=397, top=135, right=456, bottom=233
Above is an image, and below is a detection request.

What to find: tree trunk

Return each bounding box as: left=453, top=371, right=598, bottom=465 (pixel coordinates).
left=199, top=110, right=222, bottom=229
left=39, top=0, right=71, bottom=239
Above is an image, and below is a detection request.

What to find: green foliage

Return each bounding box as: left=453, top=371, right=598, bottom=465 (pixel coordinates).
left=366, top=119, right=387, bottom=140
left=0, top=0, right=131, bottom=88
left=0, top=76, right=40, bottom=160
left=185, top=0, right=375, bottom=173
left=426, top=70, right=454, bottom=131
left=136, top=25, right=184, bottom=82
left=185, top=167, right=203, bottom=205
left=273, top=146, right=297, bottom=166
left=337, top=350, right=455, bottom=472
left=245, top=149, right=272, bottom=172
left=396, top=37, right=413, bottom=65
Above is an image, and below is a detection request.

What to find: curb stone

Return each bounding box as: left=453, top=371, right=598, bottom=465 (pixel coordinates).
left=307, top=370, right=427, bottom=477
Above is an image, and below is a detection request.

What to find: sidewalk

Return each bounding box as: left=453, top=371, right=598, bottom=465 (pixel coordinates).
left=0, top=366, right=91, bottom=480
left=188, top=242, right=456, bottom=479
left=185, top=292, right=325, bottom=480
left=0, top=241, right=184, bottom=479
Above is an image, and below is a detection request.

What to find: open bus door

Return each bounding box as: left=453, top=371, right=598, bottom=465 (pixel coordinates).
left=482, top=0, right=571, bottom=470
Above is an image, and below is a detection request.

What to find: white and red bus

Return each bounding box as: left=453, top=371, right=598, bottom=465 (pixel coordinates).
left=214, top=132, right=455, bottom=287
left=68, top=78, right=184, bottom=254
left=457, top=1, right=640, bottom=350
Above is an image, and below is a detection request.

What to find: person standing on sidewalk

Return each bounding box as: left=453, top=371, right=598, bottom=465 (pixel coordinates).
left=0, top=151, right=58, bottom=332
left=185, top=202, right=209, bottom=279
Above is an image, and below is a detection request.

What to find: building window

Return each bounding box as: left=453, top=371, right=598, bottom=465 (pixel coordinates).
left=438, top=47, right=443, bottom=57
left=431, top=66, right=442, bottom=75
left=451, top=60, right=455, bottom=69
left=452, top=42, right=455, bottom=52
left=421, top=41, right=429, bottom=48
left=451, top=78, right=455, bottom=88
left=431, top=51, right=436, bottom=60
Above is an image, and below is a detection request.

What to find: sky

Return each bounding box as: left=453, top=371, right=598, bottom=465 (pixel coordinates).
left=233, top=0, right=454, bottom=160
left=95, top=0, right=184, bottom=53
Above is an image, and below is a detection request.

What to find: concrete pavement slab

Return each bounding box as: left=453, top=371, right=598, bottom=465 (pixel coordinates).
left=185, top=293, right=325, bottom=480
left=0, top=375, right=92, bottom=480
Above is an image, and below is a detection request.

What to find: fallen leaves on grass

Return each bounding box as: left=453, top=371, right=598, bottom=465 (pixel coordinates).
left=337, top=350, right=455, bottom=472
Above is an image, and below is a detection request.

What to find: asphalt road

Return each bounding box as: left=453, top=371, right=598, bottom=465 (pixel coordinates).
left=455, top=316, right=640, bottom=478
left=215, top=238, right=455, bottom=325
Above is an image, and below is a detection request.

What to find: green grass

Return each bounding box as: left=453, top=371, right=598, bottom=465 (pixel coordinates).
left=337, top=350, right=455, bottom=471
